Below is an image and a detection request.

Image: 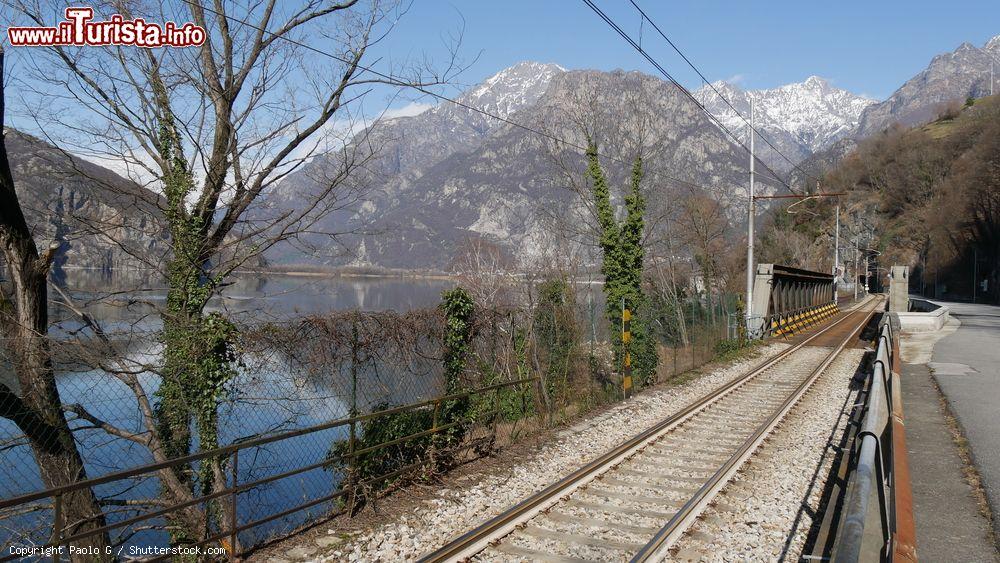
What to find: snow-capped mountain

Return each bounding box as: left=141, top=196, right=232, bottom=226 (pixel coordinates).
left=259, top=61, right=567, bottom=267
left=320, top=61, right=563, bottom=180
left=264, top=64, right=749, bottom=270
left=694, top=77, right=874, bottom=170
left=454, top=61, right=566, bottom=124
left=856, top=35, right=1000, bottom=137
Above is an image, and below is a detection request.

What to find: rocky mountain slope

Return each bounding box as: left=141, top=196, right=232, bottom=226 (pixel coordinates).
left=264, top=65, right=756, bottom=271
left=856, top=35, right=1000, bottom=136
left=3, top=129, right=166, bottom=280
left=15, top=34, right=999, bottom=276
left=694, top=77, right=874, bottom=172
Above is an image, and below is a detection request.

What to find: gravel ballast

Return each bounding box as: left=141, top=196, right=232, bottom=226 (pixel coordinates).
left=670, top=348, right=865, bottom=562
left=299, top=344, right=792, bottom=562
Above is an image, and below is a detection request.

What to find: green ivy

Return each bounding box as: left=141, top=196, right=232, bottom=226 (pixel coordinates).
left=586, top=142, right=659, bottom=388
left=152, top=111, right=238, bottom=547
left=440, top=287, right=474, bottom=392
left=326, top=403, right=436, bottom=495
left=533, top=279, right=577, bottom=403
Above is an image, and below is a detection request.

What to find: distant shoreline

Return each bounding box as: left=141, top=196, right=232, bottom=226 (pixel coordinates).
left=57, top=266, right=603, bottom=284
left=234, top=269, right=457, bottom=281
left=57, top=265, right=456, bottom=281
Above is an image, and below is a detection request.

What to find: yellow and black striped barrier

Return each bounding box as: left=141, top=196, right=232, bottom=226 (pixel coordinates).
left=770, top=302, right=840, bottom=337
left=622, top=308, right=632, bottom=398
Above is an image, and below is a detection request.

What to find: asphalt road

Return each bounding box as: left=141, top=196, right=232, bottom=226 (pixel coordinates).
left=929, top=300, right=1000, bottom=531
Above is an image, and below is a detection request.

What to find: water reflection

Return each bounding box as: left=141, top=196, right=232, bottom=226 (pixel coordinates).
left=48, top=270, right=454, bottom=330
left=3, top=272, right=456, bottom=551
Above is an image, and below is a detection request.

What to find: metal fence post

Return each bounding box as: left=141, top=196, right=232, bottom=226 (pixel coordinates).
left=51, top=494, right=62, bottom=563
left=493, top=383, right=501, bottom=448
left=348, top=318, right=359, bottom=514
left=229, top=449, right=239, bottom=561
left=430, top=399, right=440, bottom=469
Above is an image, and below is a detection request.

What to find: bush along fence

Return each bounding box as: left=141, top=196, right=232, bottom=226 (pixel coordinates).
left=0, top=284, right=742, bottom=560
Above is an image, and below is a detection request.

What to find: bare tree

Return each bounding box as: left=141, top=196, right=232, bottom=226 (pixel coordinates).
left=453, top=237, right=518, bottom=308
left=6, top=0, right=463, bottom=549
left=0, top=46, right=110, bottom=557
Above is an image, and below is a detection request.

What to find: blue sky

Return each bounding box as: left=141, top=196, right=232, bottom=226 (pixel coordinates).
left=3, top=0, right=997, bottom=167
left=380, top=0, right=1000, bottom=103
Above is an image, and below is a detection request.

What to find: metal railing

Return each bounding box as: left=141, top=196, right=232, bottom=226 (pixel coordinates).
left=0, top=377, right=538, bottom=562
left=831, top=313, right=917, bottom=562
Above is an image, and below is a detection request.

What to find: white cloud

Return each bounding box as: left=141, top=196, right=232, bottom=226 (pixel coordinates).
left=74, top=150, right=161, bottom=189
left=378, top=101, right=434, bottom=120
left=725, top=73, right=747, bottom=85
left=279, top=102, right=434, bottom=168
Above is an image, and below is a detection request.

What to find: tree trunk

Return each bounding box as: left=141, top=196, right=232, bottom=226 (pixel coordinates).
left=5, top=316, right=110, bottom=559
left=0, top=47, right=110, bottom=560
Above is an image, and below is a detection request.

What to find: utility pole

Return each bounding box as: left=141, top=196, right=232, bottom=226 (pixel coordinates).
left=853, top=236, right=859, bottom=300
left=745, top=97, right=756, bottom=333
left=834, top=196, right=840, bottom=297
left=864, top=251, right=869, bottom=293
left=973, top=247, right=978, bottom=304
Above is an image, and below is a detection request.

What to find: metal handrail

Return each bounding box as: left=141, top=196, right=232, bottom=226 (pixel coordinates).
left=0, top=376, right=538, bottom=561
left=832, top=313, right=917, bottom=562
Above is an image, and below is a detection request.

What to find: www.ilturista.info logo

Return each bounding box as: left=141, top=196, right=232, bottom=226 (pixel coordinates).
left=7, top=7, right=206, bottom=47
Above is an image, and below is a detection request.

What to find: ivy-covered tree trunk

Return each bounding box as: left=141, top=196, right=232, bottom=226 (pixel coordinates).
left=438, top=287, right=474, bottom=450
left=154, top=122, right=237, bottom=548
left=586, top=142, right=659, bottom=388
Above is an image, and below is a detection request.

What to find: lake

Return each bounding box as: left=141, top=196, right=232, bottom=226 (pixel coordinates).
left=2, top=272, right=459, bottom=552
left=49, top=269, right=457, bottom=330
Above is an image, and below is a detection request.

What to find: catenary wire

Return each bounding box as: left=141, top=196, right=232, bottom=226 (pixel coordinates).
left=581, top=0, right=802, bottom=195
left=179, top=0, right=784, bottom=196
left=626, top=0, right=827, bottom=189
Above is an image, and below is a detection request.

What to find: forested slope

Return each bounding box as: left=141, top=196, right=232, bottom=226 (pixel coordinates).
left=758, top=94, right=1000, bottom=302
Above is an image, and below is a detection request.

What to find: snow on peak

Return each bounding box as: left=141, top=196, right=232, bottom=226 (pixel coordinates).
left=985, top=34, right=1000, bottom=53
left=803, top=75, right=828, bottom=87
left=695, top=76, right=874, bottom=153
left=457, top=61, right=565, bottom=120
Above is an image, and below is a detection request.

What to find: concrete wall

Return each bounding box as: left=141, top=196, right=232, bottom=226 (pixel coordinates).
left=889, top=266, right=909, bottom=312
left=898, top=298, right=950, bottom=333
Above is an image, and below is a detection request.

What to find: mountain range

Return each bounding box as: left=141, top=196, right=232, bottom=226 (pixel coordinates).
left=693, top=77, right=874, bottom=172
left=3, top=129, right=166, bottom=281
left=8, top=34, right=1000, bottom=274
left=857, top=35, right=1000, bottom=136
left=263, top=62, right=750, bottom=270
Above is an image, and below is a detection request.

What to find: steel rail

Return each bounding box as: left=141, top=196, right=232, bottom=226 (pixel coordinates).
left=632, top=298, right=881, bottom=561
left=418, top=296, right=877, bottom=562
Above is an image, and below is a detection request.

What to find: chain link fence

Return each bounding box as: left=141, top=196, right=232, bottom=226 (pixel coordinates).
left=1, top=286, right=742, bottom=559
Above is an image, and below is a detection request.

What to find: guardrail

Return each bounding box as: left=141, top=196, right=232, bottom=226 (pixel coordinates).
left=831, top=313, right=917, bottom=562
left=0, top=377, right=538, bottom=562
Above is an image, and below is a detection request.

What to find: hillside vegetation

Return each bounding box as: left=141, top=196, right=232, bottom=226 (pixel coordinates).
left=758, top=94, right=1000, bottom=303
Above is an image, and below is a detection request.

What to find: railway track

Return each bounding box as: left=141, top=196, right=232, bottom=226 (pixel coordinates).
left=419, top=297, right=882, bottom=563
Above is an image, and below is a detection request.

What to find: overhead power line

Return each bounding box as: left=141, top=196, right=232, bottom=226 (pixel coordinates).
left=172, top=0, right=746, bottom=197
left=580, top=0, right=802, bottom=195
left=626, top=0, right=827, bottom=189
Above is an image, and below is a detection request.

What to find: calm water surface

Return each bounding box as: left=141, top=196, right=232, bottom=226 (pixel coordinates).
left=2, top=272, right=457, bottom=551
